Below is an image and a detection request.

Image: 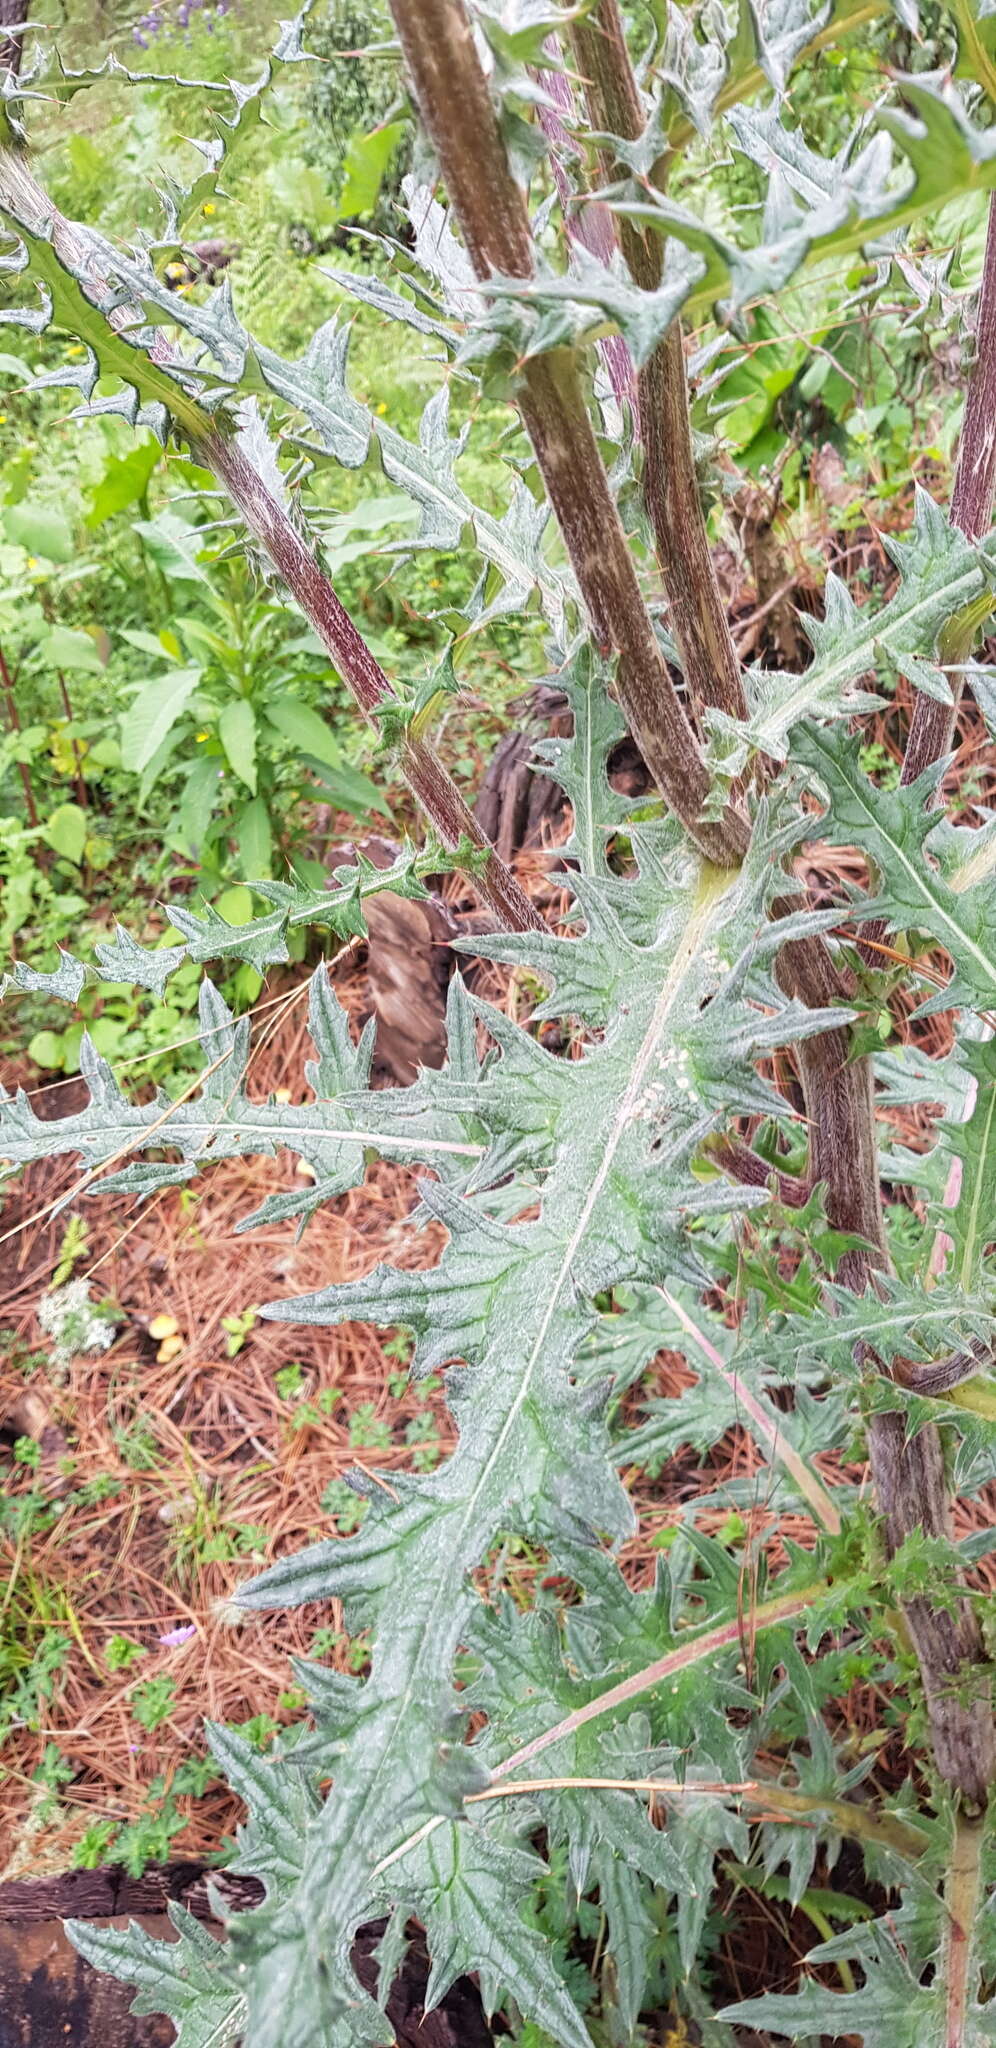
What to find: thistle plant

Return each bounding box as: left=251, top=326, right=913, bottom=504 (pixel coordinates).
left=5, top=3, right=996, bottom=2042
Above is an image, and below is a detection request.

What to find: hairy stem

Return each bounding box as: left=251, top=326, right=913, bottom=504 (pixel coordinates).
left=204, top=434, right=542, bottom=935
left=0, top=0, right=26, bottom=78
left=796, top=1024, right=996, bottom=1806
left=389, top=0, right=748, bottom=868
left=853, top=199, right=996, bottom=1806
left=871, top=1409, right=996, bottom=1805
left=536, top=51, right=636, bottom=409
left=569, top=0, right=748, bottom=726
left=708, top=1132, right=810, bottom=1208
left=902, top=192, right=996, bottom=786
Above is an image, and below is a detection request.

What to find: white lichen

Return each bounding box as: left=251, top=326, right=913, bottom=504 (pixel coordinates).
left=37, top=1278, right=117, bottom=1377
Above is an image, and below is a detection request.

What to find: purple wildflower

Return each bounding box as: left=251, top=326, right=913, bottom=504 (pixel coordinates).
left=158, top=1623, right=197, bottom=1649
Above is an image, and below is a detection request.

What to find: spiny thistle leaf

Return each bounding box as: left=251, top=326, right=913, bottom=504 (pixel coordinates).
left=607, top=73, right=996, bottom=323
left=706, top=489, right=996, bottom=777
left=37, top=825, right=848, bottom=2046
left=528, top=641, right=634, bottom=876
left=719, top=1909, right=996, bottom=2044
left=793, top=725, right=996, bottom=1015
left=931, top=1040, right=996, bottom=1293
left=66, top=1907, right=247, bottom=2048
left=0, top=970, right=483, bottom=1222
left=737, top=1274, right=996, bottom=1383
left=0, top=846, right=442, bottom=1005
left=0, top=180, right=568, bottom=627
left=200, top=846, right=847, bottom=2044
left=20, top=3, right=996, bottom=2040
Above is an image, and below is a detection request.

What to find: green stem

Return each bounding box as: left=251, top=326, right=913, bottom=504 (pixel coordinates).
left=490, top=1582, right=826, bottom=1780
left=658, top=1284, right=841, bottom=1534
left=468, top=1773, right=926, bottom=1865
left=942, top=1811, right=985, bottom=2048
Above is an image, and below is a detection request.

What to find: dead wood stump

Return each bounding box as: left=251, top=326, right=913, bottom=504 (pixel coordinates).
left=0, top=1868, right=493, bottom=2047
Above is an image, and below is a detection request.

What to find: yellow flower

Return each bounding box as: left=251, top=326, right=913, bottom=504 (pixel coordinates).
left=202, top=201, right=216, bottom=216
left=376, top=400, right=388, bottom=415
left=0, top=414, right=6, bottom=425
left=65, top=344, right=85, bottom=359
left=196, top=731, right=210, bottom=742
left=26, top=556, right=38, bottom=570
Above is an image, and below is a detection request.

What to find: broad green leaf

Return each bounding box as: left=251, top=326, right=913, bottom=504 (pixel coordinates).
left=4, top=498, right=73, bottom=560
left=235, top=796, right=273, bottom=880
left=219, top=698, right=258, bottom=792
left=178, top=754, right=223, bottom=853
left=263, top=697, right=343, bottom=770
left=338, top=120, right=406, bottom=219
left=214, top=885, right=255, bottom=928
left=120, top=667, right=201, bottom=775
left=44, top=801, right=88, bottom=865
left=305, top=755, right=391, bottom=819
left=38, top=625, right=104, bottom=672
left=28, top=1029, right=68, bottom=1070
left=85, top=439, right=160, bottom=527
left=134, top=514, right=216, bottom=593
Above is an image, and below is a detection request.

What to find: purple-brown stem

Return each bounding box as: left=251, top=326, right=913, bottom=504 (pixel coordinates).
left=709, top=1133, right=810, bottom=1209
left=902, top=192, right=996, bottom=786
left=0, top=0, right=26, bottom=77
left=536, top=54, right=637, bottom=411
left=863, top=195, right=996, bottom=1805
left=56, top=670, right=89, bottom=811
left=0, top=640, right=39, bottom=828
left=204, top=433, right=542, bottom=936
left=794, top=1022, right=996, bottom=1805
left=389, top=0, right=747, bottom=868
left=568, top=0, right=748, bottom=727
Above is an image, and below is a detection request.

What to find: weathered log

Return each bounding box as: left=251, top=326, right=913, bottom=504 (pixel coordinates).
left=0, top=1868, right=493, bottom=2047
